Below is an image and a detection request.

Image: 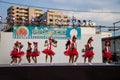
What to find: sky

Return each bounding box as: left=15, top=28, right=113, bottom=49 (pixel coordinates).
left=0, top=0, right=120, bottom=28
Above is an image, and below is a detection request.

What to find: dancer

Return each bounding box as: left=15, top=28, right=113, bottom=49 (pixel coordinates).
left=10, top=41, right=19, bottom=65
left=103, top=39, right=112, bottom=64
left=42, top=38, right=57, bottom=63
left=17, top=42, right=24, bottom=65
left=82, top=44, right=89, bottom=63
left=69, top=35, right=79, bottom=64
left=32, top=42, right=40, bottom=63
left=83, top=37, right=94, bottom=65
left=26, top=42, right=32, bottom=63
left=64, top=39, right=72, bottom=63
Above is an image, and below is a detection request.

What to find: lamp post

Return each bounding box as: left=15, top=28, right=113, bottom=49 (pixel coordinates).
left=0, top=16, right=2, bottom=24
left=0, top=16, right=2, bottom=31
left=60, top=19, right=64, bottom=27
left=31, top=18, right=35, bottom=26
left=113, top=21, right=120, bottom=62
left=11, top=17, right=14, bottom=31
left=0, top=16, right=2, bottom=20
left=72, top=16, right=76, bottom=28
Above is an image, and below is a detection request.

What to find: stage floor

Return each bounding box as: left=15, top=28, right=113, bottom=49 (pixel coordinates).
left=0, top=63, right=119, bottom=67
left=0, top=63, right=120, bottom=80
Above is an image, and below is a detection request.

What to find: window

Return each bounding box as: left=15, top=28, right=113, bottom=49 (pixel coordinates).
left=16, top=11, right=19, bottom=13
left=16, top=15, right=19, bottom=17
left=16, top=7, right=19, bottom=9
left=64, top=16, right=68, bottom=18
left=49, top=19, right=53, bottom=22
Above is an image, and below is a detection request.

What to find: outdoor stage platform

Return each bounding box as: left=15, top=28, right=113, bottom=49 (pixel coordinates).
left=0, top=63, right=120, bottom=80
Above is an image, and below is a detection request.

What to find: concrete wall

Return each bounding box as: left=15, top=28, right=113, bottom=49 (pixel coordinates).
left=81, top=27, right=96, bottom=34
left=0, top=32, right=102, bottom=64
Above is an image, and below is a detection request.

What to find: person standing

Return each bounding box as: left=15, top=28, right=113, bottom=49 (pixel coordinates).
left=32, top=42, right=40, bottom=63
left=26, top=42, right=32, bottom=63
left=82, top=44, right=89, bottom=63
left=69, top=35, right=79, bottom=65
left=42, top=38, right=57, bottom=64
left=17, top=42, right=24, bottom=65
left=103, top=39, right=112, bottom=64
left=10, top=41, right=19, bottom=65
left=82, top=37, right=94, bottom=65
left=86, top=37, right=94, bottom=65
left=64, top=39, right=72, bottom=63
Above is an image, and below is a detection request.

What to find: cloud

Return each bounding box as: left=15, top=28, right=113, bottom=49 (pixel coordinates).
left=89, top=0, right=109, bottom=6
left=52, top=0, right=120, bottom=11
left=52, top=0, right=86, bottom=5
left=52, top=0, right=120, bottom=25
left=52, top=0, right=68, bottom=3
left=52, top=0, right=107, bottom=5
left=65, top=9, right=120, bottom=26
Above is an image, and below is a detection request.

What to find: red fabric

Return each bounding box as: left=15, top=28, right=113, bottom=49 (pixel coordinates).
left=82, top=50, right=94, bottom=57
left=64, top=46, right=71, bottom=56
left=17, top=51, right=24, bottom=58
left=42, top=43, right=55, bottom=56
left=69, top=48, right=78, bottom=56
left=82, top=50, right=89, bottom=57
left=103, top=52, right=112, bottom=58
left=10, top=48, right=18, bottom=57
left=103, top=46, right=112, bottom=58
left=26, top=52, right=32, bottom=57
left=82, top=43, right=94, bottom=57
left=42, top=48, right=55, bottom=56
left=31, top=51, right=40, bottom=57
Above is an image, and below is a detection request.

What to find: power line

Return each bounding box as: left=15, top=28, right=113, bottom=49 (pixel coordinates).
left=0, top=0, right=120, bottom=14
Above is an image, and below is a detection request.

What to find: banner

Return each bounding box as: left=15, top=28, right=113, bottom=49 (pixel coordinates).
left=13, top=26, right=81, bottom=39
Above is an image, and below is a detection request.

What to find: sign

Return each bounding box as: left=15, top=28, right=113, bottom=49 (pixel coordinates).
left=13, top=26, right=81, bottom=39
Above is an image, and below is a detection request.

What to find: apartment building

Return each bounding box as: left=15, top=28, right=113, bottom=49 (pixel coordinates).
left=7, top=6, right=68, bottom=27
left=38, top=10, right=69, bottom=27
left=7, top=6, right=43, bottom=26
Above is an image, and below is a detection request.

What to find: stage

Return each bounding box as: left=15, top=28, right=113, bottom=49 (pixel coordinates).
left=0, top=63, right=120, bottom=80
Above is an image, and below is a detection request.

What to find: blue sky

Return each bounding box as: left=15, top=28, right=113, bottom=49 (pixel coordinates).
left=0, top=0, right=120, bottom=27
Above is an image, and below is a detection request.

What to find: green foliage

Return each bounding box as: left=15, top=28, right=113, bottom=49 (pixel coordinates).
left=20, top=44, right=23, bottom=49
left=53, top=40, right=57, bottom=44
left=45, top=40, right=48, bottom=43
